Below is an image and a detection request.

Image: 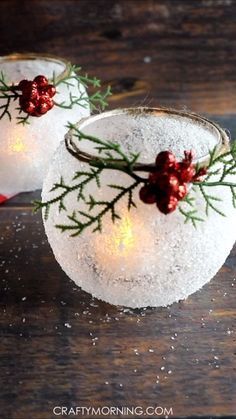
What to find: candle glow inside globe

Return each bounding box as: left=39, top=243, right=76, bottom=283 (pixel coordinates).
left=42, top=108, right=236, bottom=308
left=0, top=54, right=90, bottom=196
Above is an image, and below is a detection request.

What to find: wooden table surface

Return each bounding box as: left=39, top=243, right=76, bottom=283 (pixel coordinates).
left=0, top=1, right=236, bottom=418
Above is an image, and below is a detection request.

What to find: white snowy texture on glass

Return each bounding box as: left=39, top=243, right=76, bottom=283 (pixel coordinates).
left=0, top=55, right=90, bottom=195
left=42, top=108, right=236, bottom=308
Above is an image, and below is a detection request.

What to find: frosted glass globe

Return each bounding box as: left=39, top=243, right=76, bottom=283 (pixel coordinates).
left=42, top=108, right=236, bottom=308
left=0, top=54, right=90, bottom=195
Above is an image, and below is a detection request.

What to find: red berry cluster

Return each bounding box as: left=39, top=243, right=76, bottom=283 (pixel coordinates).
left=139, top=150, right=207, bottom=214
left=18, top=75, right=56, bottom=117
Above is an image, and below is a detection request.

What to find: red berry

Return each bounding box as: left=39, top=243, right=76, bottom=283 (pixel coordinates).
left=21, top=81, right=38, bottom=99
left=31, top=81, right=38, bottom=89
left=44, top=84, right=56, bottom=97
left=30, top=111, right=42, bottom=117
left=178, top=163, right=196, bottom=183
left=139, top=149, right=198, bottom=214
left=37, top=101, right=50, bottom=115
left=18, top=75, right=55, bottom=116
left=18, top=79, right=30, bottom=91
left=42, top=95, right=54, bottom=109
left=139, top=185, right=156, bottom=204
left=34, top=75, right=48, bottom=87
left=29, top=87, right=39, bottom=101
left=22, top=101, right=36, bottom=114
left=39, top=93, right=50, bottom=102
left=156, top=195, right=178, bottom=214
left=47, top=98, right=54, bottom=109
left=157, top=173, right=180, bottom=194
left=176, top=183, right=188, bottom=200
left=155, top=151, right=176, bottom=170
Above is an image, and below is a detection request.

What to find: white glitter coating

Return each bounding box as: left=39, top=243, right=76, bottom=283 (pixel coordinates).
left=0, top=58, right=90, bottom=195
left=42, top=110, right=236, bottom=308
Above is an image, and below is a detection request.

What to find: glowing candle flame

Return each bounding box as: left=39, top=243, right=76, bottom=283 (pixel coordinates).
left=113, top=216, right=135, bottom=253
left=98, top=215, right=135, bottom=258
left=94, top=209, right=154, bottom=276
left=9, top=137, right=27, bottom=153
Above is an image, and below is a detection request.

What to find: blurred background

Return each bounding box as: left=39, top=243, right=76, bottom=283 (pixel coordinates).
left=0, top=0, right=235, bottom=126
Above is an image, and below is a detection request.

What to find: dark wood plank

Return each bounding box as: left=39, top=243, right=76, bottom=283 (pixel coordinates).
left=0, top=0, right=236, bottom=113
left=0, top=207, right=235, bottom=418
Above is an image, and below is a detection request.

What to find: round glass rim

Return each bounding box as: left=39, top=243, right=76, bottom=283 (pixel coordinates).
left=66, top=107, right=230, bottom=167
left=0, top=52, right=70, bottom=83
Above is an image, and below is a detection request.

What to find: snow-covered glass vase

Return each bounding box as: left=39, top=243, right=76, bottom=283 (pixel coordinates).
left=0, top=53, right=90, bottom=198
left=42, top=108, right=236, bottom=308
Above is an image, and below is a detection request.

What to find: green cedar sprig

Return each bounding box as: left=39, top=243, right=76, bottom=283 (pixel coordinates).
left=178, top=141, right=236, bottom=227
left=0, top=71, right=21, bottom=121
left=53, top=64, right=111, bottom=112
left=0, top=64, right=111, bottom=124
left=35, top=125, right=236, bottom=235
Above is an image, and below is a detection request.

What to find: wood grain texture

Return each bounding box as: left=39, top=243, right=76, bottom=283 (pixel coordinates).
left=0, top=0, right=236, bottom=113
left=0, top=207, right=235, bottom=419
left=0, top=1, right=236, bottom=418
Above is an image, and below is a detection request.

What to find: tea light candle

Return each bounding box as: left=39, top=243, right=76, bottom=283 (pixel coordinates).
left=93, top=208, right=155, bottom=276
left=42, top=108, right=236, bottom=308
left=0, top=53, right=90, bottom=196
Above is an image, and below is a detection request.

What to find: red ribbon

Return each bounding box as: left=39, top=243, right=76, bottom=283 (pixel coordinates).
left=0, top=194, right=8, bottom=204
